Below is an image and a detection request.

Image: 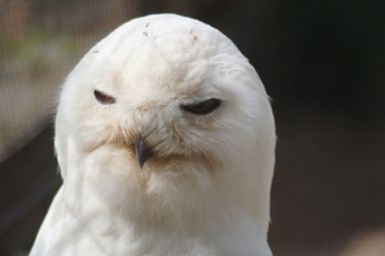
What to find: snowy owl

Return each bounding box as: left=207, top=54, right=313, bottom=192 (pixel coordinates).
left=30, top=14, right=276, bottom=256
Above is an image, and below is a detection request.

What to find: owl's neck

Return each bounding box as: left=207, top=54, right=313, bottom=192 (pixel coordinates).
left=56, top=139, right=272, bottom=254
left=60, top=164, right=271, bottom=255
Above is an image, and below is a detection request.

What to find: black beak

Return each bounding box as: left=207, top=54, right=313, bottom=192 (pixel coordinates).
left=134, top=135, right=154, bottom=168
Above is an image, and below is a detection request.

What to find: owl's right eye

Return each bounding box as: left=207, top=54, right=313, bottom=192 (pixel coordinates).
left=181, top=98, right=221, bottom=115
left=94, top=90, right=116, bottom=104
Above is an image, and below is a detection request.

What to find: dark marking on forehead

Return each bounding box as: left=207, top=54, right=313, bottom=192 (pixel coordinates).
left=189, top=29, right=198, bottom=42
left=145, top=23, right=150, bottom=28
left=143, top=31, right=148, bottom=37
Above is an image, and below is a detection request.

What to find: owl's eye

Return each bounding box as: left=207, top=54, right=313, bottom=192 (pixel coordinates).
left=94, top=90, right=116, bottom=104
left=181, top=98, right=221, bottom=115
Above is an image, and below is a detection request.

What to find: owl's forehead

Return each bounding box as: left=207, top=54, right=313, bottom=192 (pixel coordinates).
left=100, top=14, right=224, bottom=63
left=85, top=15, right=230, bottom=97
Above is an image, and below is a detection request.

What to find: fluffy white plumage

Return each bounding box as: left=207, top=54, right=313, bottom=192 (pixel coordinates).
left=30, top=14, right=276, bottom=256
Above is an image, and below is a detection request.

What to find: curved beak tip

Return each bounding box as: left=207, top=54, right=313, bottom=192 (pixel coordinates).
left=135, top=136, right=154, bottom=169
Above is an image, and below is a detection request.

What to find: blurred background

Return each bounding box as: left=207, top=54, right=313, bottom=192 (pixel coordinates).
left=0, top=0, right=384, bottom=255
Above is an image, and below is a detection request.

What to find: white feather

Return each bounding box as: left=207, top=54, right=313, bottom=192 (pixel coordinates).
left=30, top=14, right=276, bottom=256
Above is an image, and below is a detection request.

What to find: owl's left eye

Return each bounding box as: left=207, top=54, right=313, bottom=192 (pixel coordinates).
left=94, top=90, right=116, bottom=104
left=181, top=98, right=221, bottom=115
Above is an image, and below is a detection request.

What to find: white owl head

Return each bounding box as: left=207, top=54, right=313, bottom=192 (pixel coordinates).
left=54, top=14, right=276, bottom=214
left=56, top=14, right=275, bottom=174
